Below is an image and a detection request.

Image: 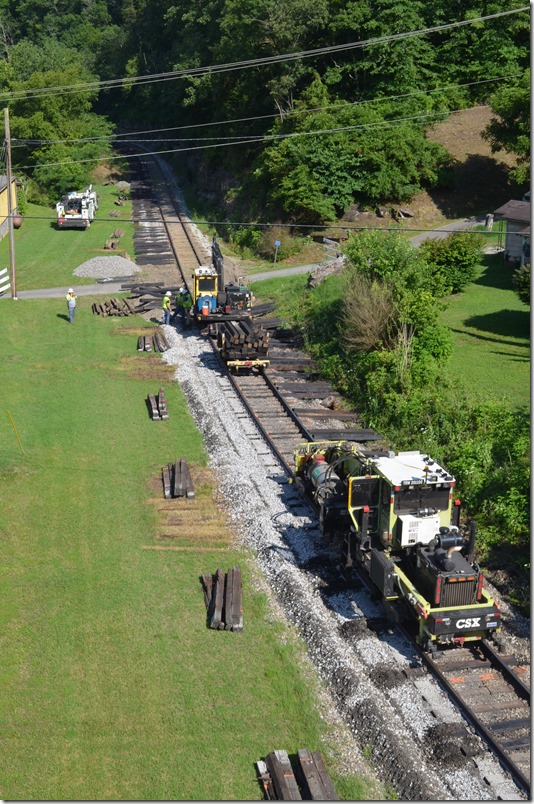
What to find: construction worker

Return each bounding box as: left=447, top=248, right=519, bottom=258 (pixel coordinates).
left=178, top=287, right=193, bottom=328
left=65, top=288, right=77, bottom=323
left=162, top=291, right=172, bottom=325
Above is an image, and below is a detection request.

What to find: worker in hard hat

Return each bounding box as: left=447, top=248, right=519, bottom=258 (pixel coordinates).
left=162, top=291, right=172, bottom=325
left=177, top=287, right=193, bottom=329
left=65, top=288, right=77, bottom=323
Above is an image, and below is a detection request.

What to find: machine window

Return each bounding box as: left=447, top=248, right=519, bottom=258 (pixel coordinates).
left=394, top=486, right=449, bottom=514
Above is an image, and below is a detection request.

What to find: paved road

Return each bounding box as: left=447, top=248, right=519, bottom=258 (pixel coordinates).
left=1, top=215, right=491, bottom=298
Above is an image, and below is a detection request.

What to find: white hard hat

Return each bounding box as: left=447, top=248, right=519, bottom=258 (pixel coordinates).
left=165, top=291, right=172, bottom=296
left=68, top=288, right=74, bottom=293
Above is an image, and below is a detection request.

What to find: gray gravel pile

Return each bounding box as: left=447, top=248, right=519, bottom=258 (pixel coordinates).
left=73, top=255, right=140, bottom=279
left=158, top=321, right=525, bottom=801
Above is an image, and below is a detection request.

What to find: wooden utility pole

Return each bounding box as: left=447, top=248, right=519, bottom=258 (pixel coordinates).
left=4, top=107, right=16, bottom=299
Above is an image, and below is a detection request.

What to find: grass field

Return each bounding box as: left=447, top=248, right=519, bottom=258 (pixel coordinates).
left=0, top=185, right=135, bottom=291
left=439, top=253, right=530, bottom=409
left=0, top=301, right=377, bottom=800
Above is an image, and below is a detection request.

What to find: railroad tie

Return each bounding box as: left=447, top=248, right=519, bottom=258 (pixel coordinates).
left=257, top=750, right=339, bottom=800
left=201, top=566, right=243, bottom=632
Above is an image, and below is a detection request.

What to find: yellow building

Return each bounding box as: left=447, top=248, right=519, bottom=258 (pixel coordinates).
left=0, top=176, right=19, bottom=239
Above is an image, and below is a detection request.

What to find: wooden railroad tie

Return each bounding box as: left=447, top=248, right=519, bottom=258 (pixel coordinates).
left=137, top=330, right=170, bottom=353
left=200, top=566, right=243, bottom=632
left=161, top=456, right=195, bottom=500
left=256, top=749, right=339, bottom=801
left=147, top=387, right=169, bottom=421
left=92, top=297, right=137, bottom=316
left=216, top=320, right=270, bottom=363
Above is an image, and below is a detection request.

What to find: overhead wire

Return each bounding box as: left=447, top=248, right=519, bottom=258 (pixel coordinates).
left=13, top=105, right=490, bottom=170
left=0, top=6, right=527, bottom=102
left=10, top=73, right=521, bottom=147
left=9, top=212, right=499, bottom=235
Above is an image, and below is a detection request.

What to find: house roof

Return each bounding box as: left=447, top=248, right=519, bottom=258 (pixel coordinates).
left=517, top=225, right=530, bottom=237
left=493, top=199, right=531, bottom=223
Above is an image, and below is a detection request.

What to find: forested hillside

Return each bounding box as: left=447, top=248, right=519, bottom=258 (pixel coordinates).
left=0, top=0, right=529, bottom=222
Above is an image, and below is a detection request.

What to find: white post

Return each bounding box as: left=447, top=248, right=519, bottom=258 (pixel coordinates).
left=4, top=107, right=16, bottom=299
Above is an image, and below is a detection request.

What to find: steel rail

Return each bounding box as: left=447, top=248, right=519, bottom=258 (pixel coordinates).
left=414, top=639, right=530, bottom=797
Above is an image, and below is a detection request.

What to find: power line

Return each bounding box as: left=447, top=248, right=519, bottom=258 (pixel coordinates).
left=12, top=212, right=500, bottom=235
left=10, top=73, right=520, bottom=147
left=0, top=7, right=527, bottom=102
left=13, top=105, right=490, bottom=170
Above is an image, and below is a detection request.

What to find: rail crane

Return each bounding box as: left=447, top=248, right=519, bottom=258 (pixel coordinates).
left=295, top=440, right=501, bottom=650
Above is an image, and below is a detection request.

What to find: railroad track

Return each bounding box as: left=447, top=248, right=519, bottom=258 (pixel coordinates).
left=122, top=148, right=530, bottom=798
left=422, top=639, right=530, bottom=795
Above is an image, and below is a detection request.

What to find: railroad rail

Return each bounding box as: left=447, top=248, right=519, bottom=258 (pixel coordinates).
left=120, top=147, right=530, bottom=798
left=421, top=639, right=530, bottom=795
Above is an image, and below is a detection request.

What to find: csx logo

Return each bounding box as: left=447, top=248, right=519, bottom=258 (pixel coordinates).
left=456, top=617, right=481, bottom=629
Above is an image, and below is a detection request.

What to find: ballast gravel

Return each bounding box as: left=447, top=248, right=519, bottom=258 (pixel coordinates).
left=73, top=255, right=140, bottom=279
left=158, top=320, right=525, bottom=802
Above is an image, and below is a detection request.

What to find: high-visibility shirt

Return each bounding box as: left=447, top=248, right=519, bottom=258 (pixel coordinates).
left=162, top=296, right=171, bottom=310
left=178, top=293, right=192, bottom=308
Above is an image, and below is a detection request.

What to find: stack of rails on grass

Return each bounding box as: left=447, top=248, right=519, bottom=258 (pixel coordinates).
left=92, top=298, right=137, bottom=316
left=147, top=387, right=168, bottom=421
left=162, top=457, right=195, bottom=499
left=256, top=749, right=339, bottom=801
left=137, top=331, right=170, bottom=353
left=201, top=567, right=243, bottom=631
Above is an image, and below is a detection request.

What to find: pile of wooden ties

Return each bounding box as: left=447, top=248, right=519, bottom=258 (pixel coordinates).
left=162, top=457, right=195, bottom=499
left=256, top=749, right=339, bottom=801
left=137, top=330, right=170, bottom=352
left=201, top=567, right=243, bottom=632
left=147, top=387, right=168, bottom=420
left=91, top=298, right=137, bottom=316
left=216, top=319, right=270, bottom=362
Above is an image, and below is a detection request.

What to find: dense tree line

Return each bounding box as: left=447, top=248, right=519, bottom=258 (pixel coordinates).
left=0, top=0, right=528, bottom=217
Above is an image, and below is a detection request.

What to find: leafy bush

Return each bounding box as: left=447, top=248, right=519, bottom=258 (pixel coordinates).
left=512, top=262, right=530, bottom=305
left=420, top=232, right=484, bottom=294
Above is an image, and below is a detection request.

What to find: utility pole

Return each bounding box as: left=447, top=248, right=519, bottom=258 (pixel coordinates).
left=4, top=107, right=16, bottom=299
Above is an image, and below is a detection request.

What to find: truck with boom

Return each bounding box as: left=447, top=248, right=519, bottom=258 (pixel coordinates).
left=56, top=185, right=98, bottom=229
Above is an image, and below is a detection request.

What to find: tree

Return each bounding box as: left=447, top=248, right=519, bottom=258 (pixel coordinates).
left=2, top=40, right=115, bottom=199
left=482, top=70, right=530, bottom=185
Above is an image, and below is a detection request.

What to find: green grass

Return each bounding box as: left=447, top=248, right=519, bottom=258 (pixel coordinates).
left=0, top=185, right=135, bottom=291
left=439, top=254, right=530, bottom=409
left=0, top=301, right=378, bottom=800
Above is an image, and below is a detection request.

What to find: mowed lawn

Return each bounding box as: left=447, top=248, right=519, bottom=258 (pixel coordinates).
left=0, top=184, right=135, bottom=291
left=440, top=254, right=530, bottom=409
left=0, top=301, right=375, bottom=801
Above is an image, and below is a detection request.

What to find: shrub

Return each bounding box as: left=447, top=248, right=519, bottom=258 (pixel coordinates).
left=512, top=262, right=530, bottom=305
left=420, top=232, right=484, bottom=294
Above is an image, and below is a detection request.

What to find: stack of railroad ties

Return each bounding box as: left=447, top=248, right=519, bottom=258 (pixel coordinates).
left=256, top=749, right=339, bottom=800
left=215, top=319, right=270, bottom=372
left=201, top=567, right=243, bottom=631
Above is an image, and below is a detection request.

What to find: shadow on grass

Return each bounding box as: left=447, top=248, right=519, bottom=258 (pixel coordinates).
left=461, top=310, right=530, bottom=342
left=56, top=313, right=70, bottom=322
left=427, top=155, right=516, bottom=220
left=473, top=252, right=517, bottom=291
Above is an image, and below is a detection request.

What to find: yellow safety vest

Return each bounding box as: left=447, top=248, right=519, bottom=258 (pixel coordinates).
left=162, top=296, right=171, bottom=310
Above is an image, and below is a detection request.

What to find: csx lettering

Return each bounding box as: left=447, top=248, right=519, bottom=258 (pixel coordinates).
left=456, top=617, right=481, bottom=629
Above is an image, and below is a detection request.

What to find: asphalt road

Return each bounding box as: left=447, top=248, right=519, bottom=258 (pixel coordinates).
left=1, top=215, right=491, bottom=299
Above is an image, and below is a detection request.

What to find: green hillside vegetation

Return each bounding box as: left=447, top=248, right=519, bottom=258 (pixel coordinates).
left=0, top=1, right=529, bottom=239
left=0, top=300, right=378, bottom=801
